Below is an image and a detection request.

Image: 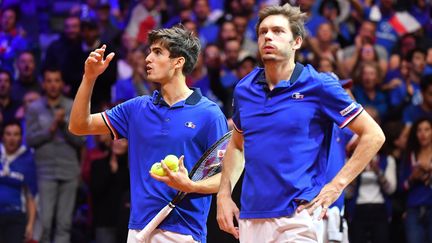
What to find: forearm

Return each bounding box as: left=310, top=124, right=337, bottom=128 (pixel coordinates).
left=218, top=142, right=244, bottom=196
left=331, top=128, right=385, bottom=191
left=25, top=193, right=36, bottom=230
left=69, top=75, right=97, bottom=135
left=190, top=173, right=221, bottom=194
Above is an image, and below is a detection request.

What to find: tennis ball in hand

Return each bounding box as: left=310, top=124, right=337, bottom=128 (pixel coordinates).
left=150, top=163, right=166, bottom=176
left=163, top=155, right=179, bottom=172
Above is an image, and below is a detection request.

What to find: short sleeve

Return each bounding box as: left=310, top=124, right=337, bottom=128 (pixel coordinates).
left=231, top=92, right=242, bottom=133
left=319, top=73, right=363, bottom=128
left=205, top=114, right=229, bottom=148
left=103, top=98, right=140, bottom=139
left=24, top=152, right=38, bottom=197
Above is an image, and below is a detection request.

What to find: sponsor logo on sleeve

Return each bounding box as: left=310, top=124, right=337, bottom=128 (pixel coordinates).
left=340, top=103, right=356, bottom=116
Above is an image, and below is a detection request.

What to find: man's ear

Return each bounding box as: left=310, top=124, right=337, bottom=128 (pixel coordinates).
left=292, top=36, right=303, bottom=50
left=174, top=56, right=186, bottom=70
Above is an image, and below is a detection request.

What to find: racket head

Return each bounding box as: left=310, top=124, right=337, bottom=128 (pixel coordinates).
left=188, top=130, right=232, bottom=181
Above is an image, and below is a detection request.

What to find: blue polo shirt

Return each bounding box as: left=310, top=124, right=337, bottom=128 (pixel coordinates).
left=103, top=89, right=228, bottom=242
left=232, top=63, right=363, bottom=219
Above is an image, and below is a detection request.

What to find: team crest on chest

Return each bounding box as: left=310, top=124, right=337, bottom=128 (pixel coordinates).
left=185, top=122, right=196, bottom=129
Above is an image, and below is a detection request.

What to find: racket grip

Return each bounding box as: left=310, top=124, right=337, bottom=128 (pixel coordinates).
left=135, top=204, right=174, bottom=242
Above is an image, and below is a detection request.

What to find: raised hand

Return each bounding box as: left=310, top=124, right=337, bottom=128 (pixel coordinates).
left=84, top=44, right=115, bottom=80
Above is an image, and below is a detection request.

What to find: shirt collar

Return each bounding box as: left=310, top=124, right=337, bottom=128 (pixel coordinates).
left=152, top=88, right=202, bottom=106
left=256, top=62, right=304, bottom=86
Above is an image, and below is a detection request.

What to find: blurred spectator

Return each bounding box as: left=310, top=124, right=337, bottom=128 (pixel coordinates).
left=14, top=90, right=41, bottom=143
left=80, top=18, right=118, bottom=110
left=125, top=0, right=161, bottom=44
left=221, top=38, right=241, bottom=88
left=351, top=42, right=385, bottom=80
left=352, top=62, right=389, bottom=120
left=193, top=0, right=220, bottom=46
left=164, top=7, right=193, bottom=28
left=340, top=20, right=388, bottom=78
left=0, top=121, right=37, bottom=243
left=90, top=138, right=129, bottom=243
left=389, top=34, right=417, bottom=71
left=236, top=56, right=257, bottom=80
left=26, top=68, right=85, bottom=243
left=408, top=48, right=427, bottom=106
left=44, top=16, right=83, bottom=98
left=11, top=51, right=40, bottom=103
left=96, top=2, right=121, bottom=47
left=0, top=69, right=20, bottom=124
left=397, top=75, right=432, bottom=152
left=113, top=45, right=155, bottom=103
left=116, top=32, right=139, bottom=81
left=70, top=0, right=99, bottom=21
left=296, top=0, right=327, bottom=37
left=308, top=22, right=341, bottom=68
left=400, top=117, right=432, bottom=243
left=409, top=0, right=432, bottom=39
left=232, top=15, right=258, bottom=57
left=347, top=106, right=397, bottom=243
left=0, top=6, right=29, bottom=74
left=204, top=43, right=232, bottom=116
left=239, top=0, right=258, bottom=41
left=318, top=0, right=352, bottom=47
left=365, top=0, right=399, bottom=54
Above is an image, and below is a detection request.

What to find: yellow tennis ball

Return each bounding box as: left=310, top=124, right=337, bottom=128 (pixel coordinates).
left=150, top=162, right=166, bottom=176
left=163, top=155, right=179, bottom=172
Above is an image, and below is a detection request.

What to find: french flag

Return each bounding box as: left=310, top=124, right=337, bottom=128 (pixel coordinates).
left=389, top=11, right=421, bottom=36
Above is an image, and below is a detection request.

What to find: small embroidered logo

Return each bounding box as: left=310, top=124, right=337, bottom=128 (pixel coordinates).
left=185, top=122, right=196, bottom=129
left=292, top=92, right=304, bottom=99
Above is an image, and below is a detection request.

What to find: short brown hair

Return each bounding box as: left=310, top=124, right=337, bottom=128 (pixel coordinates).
left=256, top=3, right=307, bottom=40
left=148, top=25, right=201, bottom=74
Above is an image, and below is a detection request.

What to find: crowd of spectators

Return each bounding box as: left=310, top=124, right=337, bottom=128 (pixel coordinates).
left=0, top=0, right=432, bottom=242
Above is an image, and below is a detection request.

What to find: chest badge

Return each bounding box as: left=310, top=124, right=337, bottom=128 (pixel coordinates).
left=185, top=122, right=196, bottom=129
left=292, top=92, right=304, bottom=99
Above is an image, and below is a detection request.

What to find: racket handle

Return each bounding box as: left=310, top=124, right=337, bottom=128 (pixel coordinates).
left=136, top=204, right=174, bottom=242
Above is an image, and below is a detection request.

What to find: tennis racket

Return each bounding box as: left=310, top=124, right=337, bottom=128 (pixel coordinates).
left=136, top=130, right=233, bottom=242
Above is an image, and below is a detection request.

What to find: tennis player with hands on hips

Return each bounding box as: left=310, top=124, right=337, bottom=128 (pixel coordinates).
left=69, top=25, right=228, bottom=243
left=216, top=4, right=385, bottom=243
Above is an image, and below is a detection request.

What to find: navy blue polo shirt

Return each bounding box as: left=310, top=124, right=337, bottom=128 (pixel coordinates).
left=103, top=89, right=228, bottom=242
left=232, top=63, right=363, bottom=219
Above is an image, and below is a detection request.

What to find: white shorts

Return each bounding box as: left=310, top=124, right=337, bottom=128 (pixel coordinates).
left=127, top=228, right=198, bottom=243
left=239, top=207, right=324, bottom=243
